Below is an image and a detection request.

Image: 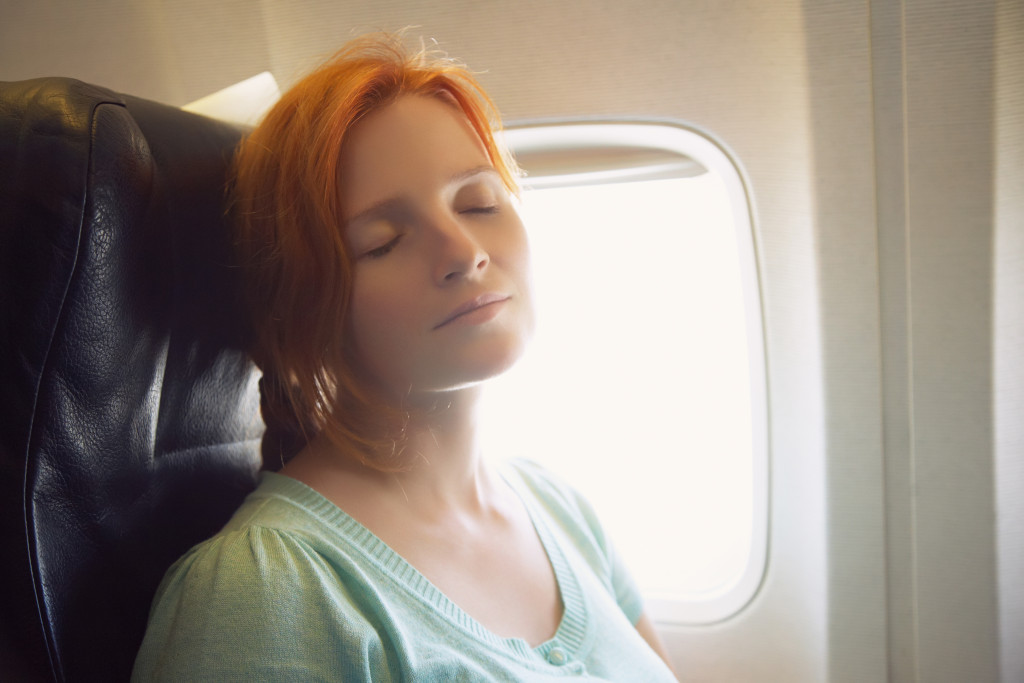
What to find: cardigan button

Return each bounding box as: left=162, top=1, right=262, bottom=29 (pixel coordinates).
left=548, top=647, right=568, bottom=666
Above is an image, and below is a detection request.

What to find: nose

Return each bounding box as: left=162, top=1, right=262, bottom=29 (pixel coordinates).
left=432, top=216, right=490, bottom=284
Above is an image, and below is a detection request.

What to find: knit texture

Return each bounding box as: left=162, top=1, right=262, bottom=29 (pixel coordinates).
left=131, top=459, right=675, bottom=682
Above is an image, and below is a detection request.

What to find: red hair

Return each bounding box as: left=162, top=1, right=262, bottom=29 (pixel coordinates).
left=231, top=34, right=519, bottom=471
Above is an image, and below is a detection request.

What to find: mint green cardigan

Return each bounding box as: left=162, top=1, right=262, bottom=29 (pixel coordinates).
left=132, top=459, right=676, bottom=681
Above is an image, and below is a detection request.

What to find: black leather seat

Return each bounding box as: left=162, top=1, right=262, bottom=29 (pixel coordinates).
left=0, top=78, right=263, bottom=682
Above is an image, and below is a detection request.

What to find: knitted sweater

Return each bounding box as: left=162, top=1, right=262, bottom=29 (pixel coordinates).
left=132, top=459, right=676, bottom=682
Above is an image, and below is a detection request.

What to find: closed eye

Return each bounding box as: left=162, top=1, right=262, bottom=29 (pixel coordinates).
left=362, top=235, right=402, bottom=259
left=459, top=205, right=499, bottom=215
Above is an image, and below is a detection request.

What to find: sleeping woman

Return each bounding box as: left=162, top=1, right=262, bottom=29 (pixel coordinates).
left=132, top=34, right=678, bottom=682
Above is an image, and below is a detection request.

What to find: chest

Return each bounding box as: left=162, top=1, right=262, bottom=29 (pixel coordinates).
left=381, top=508, right=564, bottom=646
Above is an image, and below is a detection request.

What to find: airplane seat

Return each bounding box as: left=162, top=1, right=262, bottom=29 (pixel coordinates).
left=0, top=78, right=264, bottom=682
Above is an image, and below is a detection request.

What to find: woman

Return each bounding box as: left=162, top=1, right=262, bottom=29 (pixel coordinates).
left=133, top=34, right=677, bottom=682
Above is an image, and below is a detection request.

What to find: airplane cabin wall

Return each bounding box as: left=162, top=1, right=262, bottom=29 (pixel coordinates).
left=808, top=3, right=1024, bottom=680
left=994, top=3, right=1024, bottom=682
left=2, top=2, right=1021, bottom=681
left=806, top=1, right=1023, bottom=681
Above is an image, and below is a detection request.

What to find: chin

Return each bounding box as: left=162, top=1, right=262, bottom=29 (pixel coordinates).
left=421, top=338, right=530, bottom=394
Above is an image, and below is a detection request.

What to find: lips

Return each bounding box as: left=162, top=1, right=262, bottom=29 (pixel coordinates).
left=434, top=292, right=510, bottom=329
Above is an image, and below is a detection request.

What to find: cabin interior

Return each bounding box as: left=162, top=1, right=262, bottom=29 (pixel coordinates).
left=1, top=1, right=1022, bottom=681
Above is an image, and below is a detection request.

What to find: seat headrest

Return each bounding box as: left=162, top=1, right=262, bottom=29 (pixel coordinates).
left=0, top=77, right=263, bottom=682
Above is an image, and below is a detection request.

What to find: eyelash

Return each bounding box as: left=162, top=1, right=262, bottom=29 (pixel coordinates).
left=460, top=205, right=499, bottom=215
left=363, top=235, right=402, bottom=259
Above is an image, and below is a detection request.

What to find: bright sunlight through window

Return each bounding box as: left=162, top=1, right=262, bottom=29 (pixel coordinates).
left=481, top=123, right=767, bottom=624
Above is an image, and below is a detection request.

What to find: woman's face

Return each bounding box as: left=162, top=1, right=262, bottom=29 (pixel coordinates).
left=338, top=95, right=534, bottom=401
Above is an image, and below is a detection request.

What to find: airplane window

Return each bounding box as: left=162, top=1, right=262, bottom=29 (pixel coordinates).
left=481, top=123, right=767, bottom=624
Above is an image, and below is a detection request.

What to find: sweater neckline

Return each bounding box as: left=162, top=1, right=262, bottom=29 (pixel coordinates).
left=255, top=467, right=590, bottom=661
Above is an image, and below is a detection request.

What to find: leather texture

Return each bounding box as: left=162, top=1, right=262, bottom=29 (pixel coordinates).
left=0, top=78, right=263, bottom=682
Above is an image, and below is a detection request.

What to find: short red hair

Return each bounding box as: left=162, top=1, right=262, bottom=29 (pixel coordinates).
left=231, top=34, right=519, bottom=471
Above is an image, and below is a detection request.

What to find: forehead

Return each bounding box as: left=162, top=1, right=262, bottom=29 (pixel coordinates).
left=337, top=95, right=491, bottom=218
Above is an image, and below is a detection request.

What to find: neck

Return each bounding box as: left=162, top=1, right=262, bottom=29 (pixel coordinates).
left=398, top=386, right=489, bottom=507
left=298, top=384, right=499, bottom=514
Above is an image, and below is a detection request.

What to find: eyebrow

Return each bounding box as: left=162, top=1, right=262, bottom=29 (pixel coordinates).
left=344, top=165, right=499, bottom=228
left=450, top=164, right=500, bottom=185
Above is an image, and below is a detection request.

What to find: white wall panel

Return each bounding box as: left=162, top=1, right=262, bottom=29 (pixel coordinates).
left=904, top=2, right=1000, bottom=680
left=994, top=2, right=1024, bottom=682
left=870, top=0, right=917, bottom=679
left=0, top=0, right=269, bottom=104
left=802, top=2, right=888, bottom=681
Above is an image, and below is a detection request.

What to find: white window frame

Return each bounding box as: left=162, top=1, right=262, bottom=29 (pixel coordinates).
left=501, top=121, right=769, bottom=624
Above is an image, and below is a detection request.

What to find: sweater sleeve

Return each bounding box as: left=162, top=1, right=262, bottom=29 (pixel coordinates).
left=565, top=479, right=646, bottom=624
left=131, top=525, right=397, bottom=683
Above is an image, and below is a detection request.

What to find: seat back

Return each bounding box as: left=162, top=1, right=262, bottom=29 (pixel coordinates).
left=0, top=78, right=262, bottom=682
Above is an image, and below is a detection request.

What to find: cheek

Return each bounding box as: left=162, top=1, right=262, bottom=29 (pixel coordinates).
left=506, top=221, right=535, bottom=305
left=488, top=219, right=536, bottom=346
left=347, top=275, right=421, bottom=360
